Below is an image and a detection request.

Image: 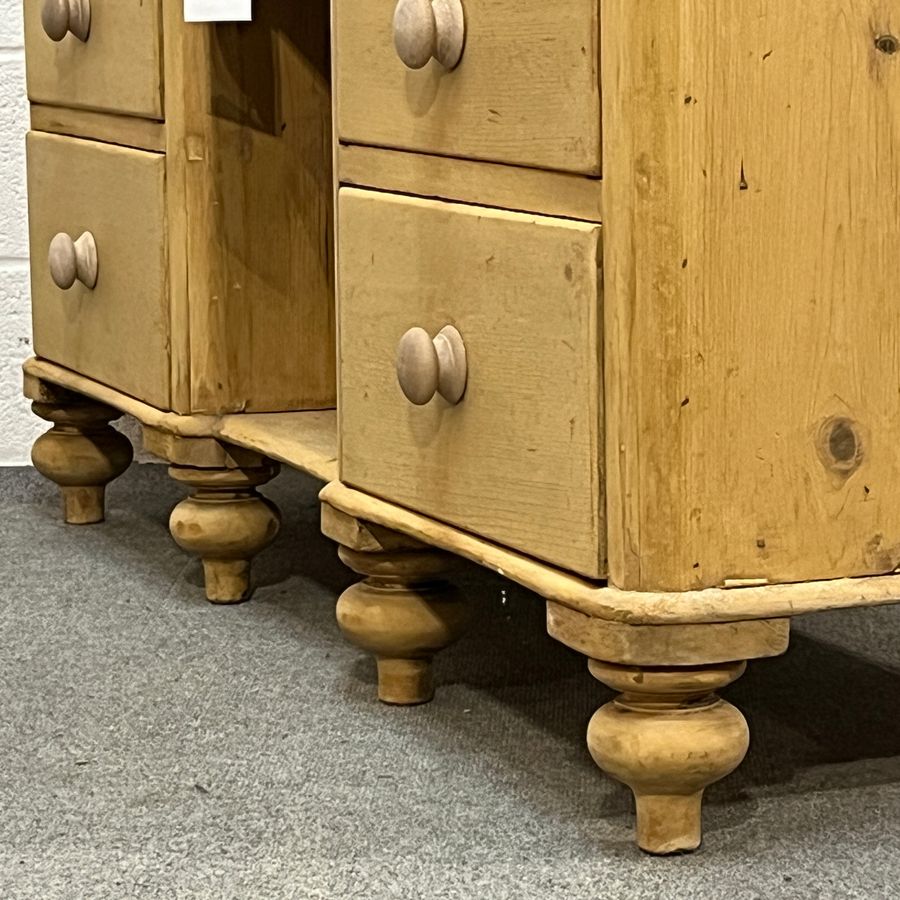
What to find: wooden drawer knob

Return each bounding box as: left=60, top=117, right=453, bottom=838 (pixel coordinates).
left=393, top=0, right=465, bottom=71
left=396, top=325, right=467, bottom=406
left=41, top=0, right=91, bottom=42
left=48, top=231, right=98, bottom=290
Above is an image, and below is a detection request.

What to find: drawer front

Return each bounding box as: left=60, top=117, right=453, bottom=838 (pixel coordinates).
left=28, top=132, right=170, bottom=409
left=335, top=0, right=601, bottom=175
left=338, top=188, right=604, bottom=577
left=24, top=0, right=163, bottom=119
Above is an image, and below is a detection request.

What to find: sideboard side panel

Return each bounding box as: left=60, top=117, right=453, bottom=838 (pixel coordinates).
left=602, top=0, right=900, bottom=590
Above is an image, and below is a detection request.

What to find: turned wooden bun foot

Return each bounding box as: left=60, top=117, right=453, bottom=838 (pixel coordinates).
left=168, top=462, right=281, bottom=604
left=31, top=399, right=133, bottom=525
left=336, top=546, right=470, bottom=705
left=587, top=659, right=749, bottom=855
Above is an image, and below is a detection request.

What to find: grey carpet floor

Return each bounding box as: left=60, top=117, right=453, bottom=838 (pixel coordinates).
left=2, top=465, right=900, bottom=899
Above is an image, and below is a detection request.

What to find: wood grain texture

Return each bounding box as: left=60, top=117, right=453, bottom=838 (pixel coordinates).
left=24, top=0, right=163, bottom=119
left=336, top=540, right=470, bottom=704
left=168, top=461, right=282, bottom=603
left=338, top=188, right=604, bottom=577
left=31, top=395, right=133, bottom=524
left=161, top=0, right=336, bottom=414
left=147, top=416, right=333, bottom=474
left=602, top=0, right=900, bottom=590
left=338, top=143, right=603, bottom=223
left=321, top=503, right=428, bottom=553
left=320, top=480, right=900, bottom=625
left=215, top=411, right=337, bottom=481
left=142, top=427, right=267, bottom=469
left=547, top=603, right=789, bottom=666
left=587, top=661, right=750, bottom=855
left=335, top=0, right=601, bottom=174
left=27, top=133, right=170, bottom=409
left=23, top=358, right=338, bottom=480
left=30, top=104, right=167, bottom=152
left=25, top=358, right=213, bottom=436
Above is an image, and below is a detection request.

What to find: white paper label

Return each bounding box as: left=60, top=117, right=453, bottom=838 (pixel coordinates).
left=184, top=0, right=251, bottom=22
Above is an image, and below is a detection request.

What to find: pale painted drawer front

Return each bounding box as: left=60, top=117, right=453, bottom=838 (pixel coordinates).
left=338, top=188, right=604, bottom=577
left=335, top=0, right=601, bottom=175
left=28, top=132, right=170, bottom=409
left=24, top=0, right=163, bottom=119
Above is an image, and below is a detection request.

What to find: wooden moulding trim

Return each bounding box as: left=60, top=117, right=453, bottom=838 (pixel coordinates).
left=24, top=358, right=215, bottom=436
left=321, top=503, right=429, bottom=554
left=547, top=602, right=791, bottom=666
left=319, top=481, right=900, bottom=626
left=23, top=358, right=338, bottom=482
left=215, top=414, right=338, bottom=483
left=29, top=104, right=167, bottom=154
left=142, top=425, right=267, bottom=470
left=338, top=143, right=603, bottom=224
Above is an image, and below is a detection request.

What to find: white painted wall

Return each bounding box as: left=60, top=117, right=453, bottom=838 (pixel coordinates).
left=0, top=0, right=39, bottom=465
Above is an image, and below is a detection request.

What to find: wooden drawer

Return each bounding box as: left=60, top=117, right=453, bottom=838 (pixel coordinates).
left=27, top=132, right=170, bottom=408
left=338, top=188, right=604, bottom=577
left=335, top=0, right=601, bottom=175
left=24, top=0, right=163, bottom=119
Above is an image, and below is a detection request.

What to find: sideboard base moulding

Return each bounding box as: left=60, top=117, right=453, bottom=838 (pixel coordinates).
left=26, top=354, right=900, bottom=855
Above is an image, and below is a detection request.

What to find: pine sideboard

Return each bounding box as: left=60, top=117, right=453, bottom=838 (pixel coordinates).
left=23, top=0, right=335, bottom=601
left=22, top=0, right=900, bottom=855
